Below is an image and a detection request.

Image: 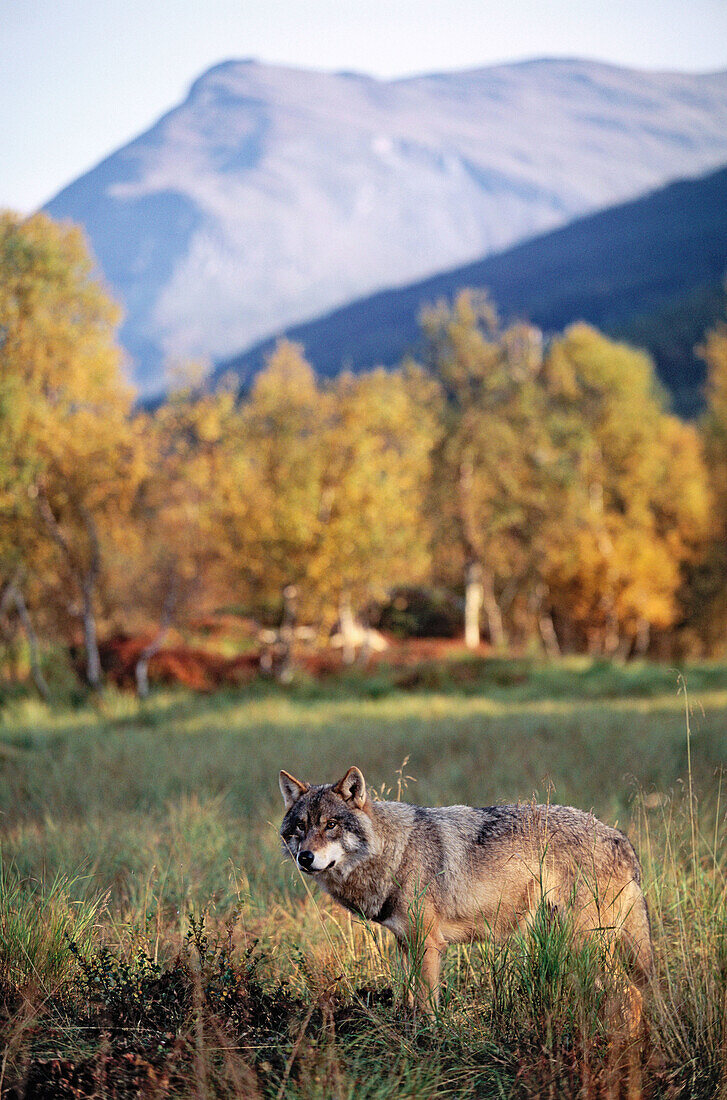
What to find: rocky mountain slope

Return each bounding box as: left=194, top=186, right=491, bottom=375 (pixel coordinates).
left=219, top=165, right=727, bottom=415
left=45, top=58, right=727, bottom=392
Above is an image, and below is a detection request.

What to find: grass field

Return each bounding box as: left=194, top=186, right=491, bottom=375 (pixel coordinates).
left=1, top=658, right=726, bottom=1097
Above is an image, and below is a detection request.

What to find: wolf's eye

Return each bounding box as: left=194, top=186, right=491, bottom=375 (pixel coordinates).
left=325, top=820, right=339, bottom=831
left=294, top=822, right=305, bottom=835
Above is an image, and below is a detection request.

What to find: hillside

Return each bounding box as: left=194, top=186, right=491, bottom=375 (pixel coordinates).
left=44, top=58, right=727, bottom=393
left=219, top=165, right=727, bottom=415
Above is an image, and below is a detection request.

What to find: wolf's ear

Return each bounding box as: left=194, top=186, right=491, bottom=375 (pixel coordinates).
left=336, top=766, right=366, bottom=808
left=279, top=770, right=309, bottom=811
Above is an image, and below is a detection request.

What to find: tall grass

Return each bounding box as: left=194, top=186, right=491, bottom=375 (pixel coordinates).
left=1, top=662, right=726, bottom=1095
left=638, top=792, right=727, bottom=1093
left=0, top=857, right=104, bottom=991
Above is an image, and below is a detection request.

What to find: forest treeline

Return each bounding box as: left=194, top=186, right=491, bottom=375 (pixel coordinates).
left=2, top=213, right=727, bottom=693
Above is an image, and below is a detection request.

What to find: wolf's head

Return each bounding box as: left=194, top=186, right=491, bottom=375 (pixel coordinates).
left=279, top=766, right=373, bottom=878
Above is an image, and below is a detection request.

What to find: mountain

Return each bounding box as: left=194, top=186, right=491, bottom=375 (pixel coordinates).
left=45, top=58, right=727, bottom=394
left=218, top=165, right=727, bottom=416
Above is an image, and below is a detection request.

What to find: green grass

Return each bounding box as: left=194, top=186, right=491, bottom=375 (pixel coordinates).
left=1, top=658, right=726, bottom=1096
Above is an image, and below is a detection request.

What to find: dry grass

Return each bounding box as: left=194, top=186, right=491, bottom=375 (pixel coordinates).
left=1, top=660, right=726, bottom=1096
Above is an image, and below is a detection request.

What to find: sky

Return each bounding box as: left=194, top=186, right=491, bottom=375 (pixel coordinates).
left=3, top=0, right=727, bottom=214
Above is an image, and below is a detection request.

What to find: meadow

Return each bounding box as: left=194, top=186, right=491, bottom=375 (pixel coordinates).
left=1, top=657, right=726, bottom=1098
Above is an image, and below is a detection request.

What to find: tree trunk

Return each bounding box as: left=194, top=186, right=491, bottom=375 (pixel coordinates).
left=634, top=618, right=651, bottom=657
left=81, top=577, right=102, bottom=689
left=136, top=576, right=178, bottom=699
left=338, top=593, right=358, bottom=665
left=355, top=607, right=375, bottom=669
left=79, top=507, right=103, bottom=690
left=533, top=583, right=561, bottom=659
left=135, top=654, right=151, bottom=700
left=0, top=578, right=18, bottom=632
left=603, top=611, right=620, bottom=658
left=459, top=457, right=485, bottom=650
left=538, top=611, right=561, bottom=659
left=0, top=574, right=50, bottom=700
left=36, top=492, right=103, bottom=689
left=481, top=569, right=506, bottom=649
left=0, top=587, right=21, bottom=681
left=10, top=582, right=50, bottom=701
left=464, top=561, right=483, bottom=649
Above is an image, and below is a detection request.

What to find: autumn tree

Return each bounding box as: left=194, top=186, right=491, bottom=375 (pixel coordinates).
left=541, top=324, right=710, bottom=654
left=696, top=311, right=727, bottom=649
left=112, top=374, right=238, bottom=694
left=215, top=342, right=438, bottom=666
left=423, top=291, right=548, bottom=648
left=214, top=340, right=328, bottom=654
left=315, top=364, right=438, bottom=657
left=421, top=291, right=710, bottom=655
left=0, top=212, right=138, bottom=688
left=0, top=318, right=49, bottom=694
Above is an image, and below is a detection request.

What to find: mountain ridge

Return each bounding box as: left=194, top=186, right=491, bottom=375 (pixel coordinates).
left=44, top=57, right=727, bottom=393
left=217, top=164, right=727, bottom=416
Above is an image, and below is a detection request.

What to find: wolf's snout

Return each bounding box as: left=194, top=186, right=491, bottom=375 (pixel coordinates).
left=297, top=850, right=315, bottom=871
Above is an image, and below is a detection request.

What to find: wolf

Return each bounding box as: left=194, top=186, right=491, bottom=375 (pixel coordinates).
left=279, top=765, right=652, bottom=1022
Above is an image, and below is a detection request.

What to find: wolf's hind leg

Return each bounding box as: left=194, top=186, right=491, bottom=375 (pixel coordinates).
left=604, top=945, right=648, bottom=1041
left=610, top=886, right=653, bottom=1039
left=620, top=890, right=653, bottom=993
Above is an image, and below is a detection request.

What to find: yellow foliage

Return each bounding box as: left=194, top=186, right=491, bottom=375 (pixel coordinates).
left=213, top=343, right=437, bottom=624
left=0, top=217, right=721, bottom=666
left=0, top=212, right=139, bottom=668
left=543, top=326, right=710, bottom=648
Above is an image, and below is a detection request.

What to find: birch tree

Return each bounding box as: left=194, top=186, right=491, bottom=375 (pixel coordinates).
left=542, top=324, right=710, bottom=654
left=316, top=365, right=438, bottom=655
left=0, top=212, right=137, bottom=687
left=423, top=292, right=545, bottom=648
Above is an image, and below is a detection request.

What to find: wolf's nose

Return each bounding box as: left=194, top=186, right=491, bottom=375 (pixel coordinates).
left=298, top=850, right=314, bottom=870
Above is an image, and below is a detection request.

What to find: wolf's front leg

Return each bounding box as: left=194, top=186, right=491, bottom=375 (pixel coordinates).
left=420, top=936, right=445, bottom=1012
left=398, top=930, right=446, bottom=1015
left=395, top=939, right=417, bottom=1009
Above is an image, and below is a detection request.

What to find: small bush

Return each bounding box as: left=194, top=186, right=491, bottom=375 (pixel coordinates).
left=375, top=587, right=462, bottom=638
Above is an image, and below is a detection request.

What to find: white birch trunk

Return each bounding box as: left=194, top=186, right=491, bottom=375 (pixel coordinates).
left=338, top=594, right=358, bottom=665
left=82, top=580, right=102, bottom=689
left=464, top=562, right=483, bottom=649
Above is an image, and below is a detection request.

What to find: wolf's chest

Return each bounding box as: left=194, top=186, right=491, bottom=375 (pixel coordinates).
left=323, top=873, right=402, bottom=930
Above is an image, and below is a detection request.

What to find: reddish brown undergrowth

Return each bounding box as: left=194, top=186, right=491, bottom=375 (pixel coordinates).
left=95, top=632, right=492, bottom=693
left=97, top=634, right=259, bottom=692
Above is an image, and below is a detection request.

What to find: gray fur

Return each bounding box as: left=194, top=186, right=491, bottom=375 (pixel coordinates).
left=279, top=766, right=653, bottom=1015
